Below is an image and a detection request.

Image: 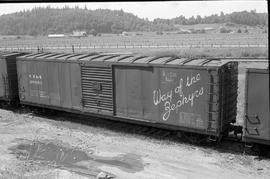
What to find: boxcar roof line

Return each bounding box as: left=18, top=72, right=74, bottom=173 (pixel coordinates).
left=0, top=52, right=21, bottom=57
left=15, top=52, right=250, bottom=67
left=36, top=53, right=60, bottom=59
left=55, top=53, right=76, bottom=60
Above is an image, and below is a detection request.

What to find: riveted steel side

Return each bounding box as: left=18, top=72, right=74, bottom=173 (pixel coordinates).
left=114, top=65, right=223, bottom=135
left=17, top=58, right=82, bottom=111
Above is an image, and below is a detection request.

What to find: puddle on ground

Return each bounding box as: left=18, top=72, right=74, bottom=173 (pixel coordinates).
left=9, top=140, right=144, bottom=177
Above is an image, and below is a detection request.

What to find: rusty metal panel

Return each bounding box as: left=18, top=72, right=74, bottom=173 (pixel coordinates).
left=244, top=69, right=269, bottom=144
left=124, top=68, right=143, bottom=118
left=81, top=65, right=113, bottom=114
left=115, top=66, right=159, bottom=121
left=17, top=57, right=82, bottom=111
left=36, top=62, right=50, bottom=105
left=48, top=62, right=82, bottom=110
left=59, top=63, right=72, bottom=108
left=114, top=65, right=221, bottom=134
left=114, top=67, right=127, bottom=116
left=47, top=62, right=61, bottom=106
left=70, top=63, right=82, bottom=110
left=18, top=60, right=35, bottom=103
left=28, top=61, right=40, bottom=103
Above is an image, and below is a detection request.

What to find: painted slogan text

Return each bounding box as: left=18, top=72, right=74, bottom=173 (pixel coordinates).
left=153, top=73, right=204, bottom=121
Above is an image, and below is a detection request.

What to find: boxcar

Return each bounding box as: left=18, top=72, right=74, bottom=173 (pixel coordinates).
left=112, top=56, right=238, bottom=138
left=244, top=67, right=269, bottom=145
left=0, top=51, right=28, bottom=102
left=16, top=52, right=238, bottom=139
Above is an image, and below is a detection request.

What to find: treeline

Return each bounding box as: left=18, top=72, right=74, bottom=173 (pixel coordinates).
left=155, top=10, right=268, bottom=26
left=0, top=7, right=267, bottom=36
left=0, top=7, right=158, bottom=35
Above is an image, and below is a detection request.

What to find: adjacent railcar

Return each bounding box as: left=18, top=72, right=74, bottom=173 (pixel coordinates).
left=16, top=52, right=238, bottom=139
left=244, top=67, right=269, bottom=145
left=0, top=51, right=28, bottom=102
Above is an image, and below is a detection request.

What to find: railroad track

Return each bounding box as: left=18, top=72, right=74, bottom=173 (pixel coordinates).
left=34, top=109, right=270, bottom=157
left=1, top=103, right=270, bottom=157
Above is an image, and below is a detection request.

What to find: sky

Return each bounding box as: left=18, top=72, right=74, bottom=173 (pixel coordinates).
left=0, top=1, right=268, bottom=20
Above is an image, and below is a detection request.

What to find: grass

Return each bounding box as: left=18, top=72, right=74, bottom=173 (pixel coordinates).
left=0, top=33, right=267, bottom=47
left=0, top=33, right=267, bottom=58
left=128, top=47, right=269, bottom=58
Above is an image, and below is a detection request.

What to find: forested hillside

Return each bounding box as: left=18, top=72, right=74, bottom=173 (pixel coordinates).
left=155, top=10, right=268, bottom=26
left=0, top=6, right=267, bottom=35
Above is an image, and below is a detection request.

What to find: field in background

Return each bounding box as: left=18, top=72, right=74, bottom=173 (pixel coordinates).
left=0, top=33, right=268, bottom=57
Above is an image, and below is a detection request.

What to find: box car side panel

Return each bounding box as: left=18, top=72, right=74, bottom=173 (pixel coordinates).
left=28, top=61, right=40, bottom=103
left=245, top=70, right=270, bottom=143
left=47, top=62, right=61, bottom=106
left=114, top=66, right=158, bottom=121
left=114, top=67, right=127, bottom=116
left=0, top=58, right=7, bottom=98
left=141, top=67, right=159, bottom=121
left=59, top=63, right=73, bottom=109
left=18, top=60, right=82, bottom=111
left=114, top=66, right=216, bottom=133
left=37, top=61, right=50, bottom=105
left=18, top=60, right=41, bottom=104
left=70, top=63, right=82, bottom=110
left=125, top=68, right=143, bottom=118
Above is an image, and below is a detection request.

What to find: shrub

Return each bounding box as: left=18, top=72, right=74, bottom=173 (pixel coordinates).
left=220, top=27, right=231, bottom=33
left=89, top=29, right=98, bottom=36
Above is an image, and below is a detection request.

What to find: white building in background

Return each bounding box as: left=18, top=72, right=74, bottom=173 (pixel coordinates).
left=72, top=30, right=87, bottom=37
left=122, top=31, right=129, bottom=36
left=48, top=34, right=65, bottom=38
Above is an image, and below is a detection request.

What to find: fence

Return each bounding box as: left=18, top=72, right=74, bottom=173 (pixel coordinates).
left=0, top=43, right=268, bottom=53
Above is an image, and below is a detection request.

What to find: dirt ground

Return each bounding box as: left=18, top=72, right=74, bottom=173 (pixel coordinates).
left=0, top=61, right=269, bottom=179
left=0, top=107, right=270, bottom=179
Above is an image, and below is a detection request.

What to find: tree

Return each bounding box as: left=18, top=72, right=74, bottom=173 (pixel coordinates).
left=196, top=15, right=202, bottom=24
left=0, top=7, right=267, bottom=36
left=111, top=23, right=123, bottom=34
left=220, top=27, right=230, bottom=33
